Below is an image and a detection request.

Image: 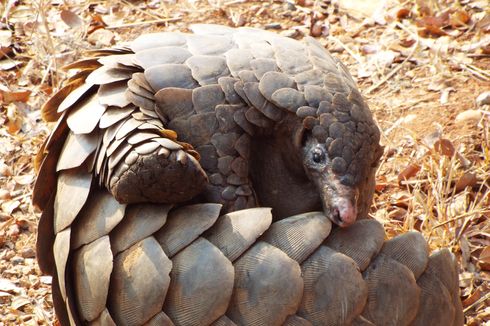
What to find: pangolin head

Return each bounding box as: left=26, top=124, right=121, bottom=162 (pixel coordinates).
left=295, top=91, right=383, bottom=227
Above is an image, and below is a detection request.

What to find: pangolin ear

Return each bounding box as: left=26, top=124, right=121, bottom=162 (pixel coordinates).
left=371, top=145, right=384, bottom=167
left=292, top=125, right=307, bottom=151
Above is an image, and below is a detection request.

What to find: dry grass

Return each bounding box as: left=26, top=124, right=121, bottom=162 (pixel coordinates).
left=0, top=0, right=489, bottom=324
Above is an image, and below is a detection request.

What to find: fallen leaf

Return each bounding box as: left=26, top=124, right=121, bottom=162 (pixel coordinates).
left=1, top=90, right=31, bottom=103
left=0, top=189, right=11, bottom=200
left=13, top=174, right=34, bottom=185
left=455, top=110, right=482, bottom=125
left=6, top=104, right=22, bottom=134
left=387, top=207, right=407, bottom=221
left=0, top=59, right=22, bottom=70
left=478, top=246, right=490, bottom=271
left=396, top=8, right=411, bottom=20
left=40, top=276, right=52, bottom=285
left=1, top=200, right=20, bottom=215
left=450, top=10, right=471, bottom=28
left=87, top=28, right=115, bottom=47
left=454, top=173, right=477, bottom=192
left=391, top=192, right=412, bottom=209
left=398, top=163, right=421, bottom=185
left=60, top=9, right=84, bottom=29
left=434, top=138, right=455, bottom=157
left=0, top=279, right=20, bottom=294
left=0, top=30, right=12, bottom=47
left=399, top=38, right=416, bottom=47
left=11, top=296, right=30, bottom=310
left=463, top=287, right=482, bottom=307
left=417, top=14, right=449, bottom=37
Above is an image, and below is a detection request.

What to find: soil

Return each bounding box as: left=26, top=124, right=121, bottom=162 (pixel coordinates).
left=0, top=0, right=489, bottom=324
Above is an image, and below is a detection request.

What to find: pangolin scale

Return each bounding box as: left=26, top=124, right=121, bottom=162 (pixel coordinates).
left=33, top=24, right=463, bottom=325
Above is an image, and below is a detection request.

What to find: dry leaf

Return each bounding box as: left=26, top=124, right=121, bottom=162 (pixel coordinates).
left=87, top=28, right=115, bottom=47
left=387, top=207, right=407, bottom=221
left=399, top=38, right=416, bottom=47
left=454, top=173, right=477, bottom=192
left=0, top=30, right=12, bottom=59
left=0, top=30, right=12, bottom=47
left=13, top=174, right=34, bottom=185
left=60, top=10, right=84, bottom=29
left=417, top=14, right=448, bottom=37
left=11, top=296, right=30, bottom=310
left=396, top=8, right=411, bottom=20
left=0, top=279, right=20, bottom=294
left=6, top=104, right=22, bottom=134
left=1, top=90, right=31, bottom=104
left=0, top=59, right=22, bottom=70
left=398, top=163, right=421, bottom=185
left=391, top=192, right=412, bottom=209
left=450, top=10, right=471, bottom=28
left=463, top=287, right=482, bottom=307
left=0, top=189, right=11, bottom=200
left=478, top=246, right=490, bottom=271
left=1, top=200, right=20, bottom=215
left=434, top=138, right=455, bottom=157
left=455, top=110, right=482, bottom=125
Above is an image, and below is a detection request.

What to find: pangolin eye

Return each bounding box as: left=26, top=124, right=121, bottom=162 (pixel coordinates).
left=312, top=148, right=326, bottom=163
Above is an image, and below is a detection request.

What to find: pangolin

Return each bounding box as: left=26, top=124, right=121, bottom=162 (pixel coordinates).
left=33, top=24, right=463, bottom=325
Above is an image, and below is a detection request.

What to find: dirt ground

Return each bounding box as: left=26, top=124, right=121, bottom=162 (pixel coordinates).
left=0, top=0, right=489, bottom=325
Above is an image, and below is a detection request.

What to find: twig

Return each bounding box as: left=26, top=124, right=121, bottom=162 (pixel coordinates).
left=463, top=291, right=490, bottom=313
left=457, top=62, right=490, bottom=81
left=106, top=17, right=182, bottom=30
left=328, top=35, right=363, bottom=64
left=224, top=0, right=247, bottom=6
left=121, top=0, right=167, bottom=21
left=365, top=22, right=419, bottom=94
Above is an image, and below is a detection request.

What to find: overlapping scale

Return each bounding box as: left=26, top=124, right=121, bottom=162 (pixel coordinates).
left=361, top=255, right=420, bottom=325
left=205, top=207, right=272, bottom=261
left=73, top=236, right=112, bottom=322
left=299, top=246, right=367, bottom=325
left=164, top=238, right=234, bottom=325
left=108, top=237, right=172, bottom=326
left=261, top=211, right=331, bottom=263
left=155, top=204, right=222, bottom=257
left=227, top=241, right=303, bottom=326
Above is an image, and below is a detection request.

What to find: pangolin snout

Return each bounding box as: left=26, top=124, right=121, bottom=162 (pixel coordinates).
left=330, top=197, right=357, bottom=227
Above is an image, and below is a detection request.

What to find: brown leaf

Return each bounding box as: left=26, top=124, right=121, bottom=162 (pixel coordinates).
left=462, top=287, right=482, bottom=307
left=387, top=207, right=407, bottom=221
left=450, top=10, right=471, bottom=28
left=398, top=163, right=421, bottom=185
left=478, top=246, right=490, bottom=271
left=417, top=14, right=449, bottom=37
left=87, top=28, right=115, bottom=47
left=391, top=192, right=412, bottom=209
left=454, top=173, right=477, bottom=192
left=60, top=10, right=84, bottom=29
left=399, top=38, right=416, bottom=47
left=396, top=8, right=411, bottom=20
left=6, top=104, right=22, bottom=134
left=0, top=90, right=31, bottom=104
left=0, top=189, right=11, bottom=200
left=434, top=138, right=455, bottom=157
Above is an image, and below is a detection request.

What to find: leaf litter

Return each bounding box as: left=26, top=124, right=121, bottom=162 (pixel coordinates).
left=0, top=0, right=489, bottom=324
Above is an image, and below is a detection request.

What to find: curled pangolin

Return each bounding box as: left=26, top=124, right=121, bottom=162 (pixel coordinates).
left=33, top=24, right=463, bottom=325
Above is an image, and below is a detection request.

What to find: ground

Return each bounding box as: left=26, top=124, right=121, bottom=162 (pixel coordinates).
left=0, top=0, right=489, bottom=325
